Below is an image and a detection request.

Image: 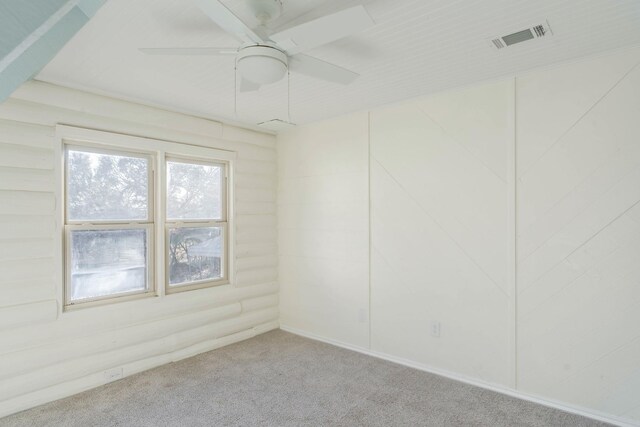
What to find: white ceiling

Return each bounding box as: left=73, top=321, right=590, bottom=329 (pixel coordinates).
left=36, top=0, right=640, bottom=128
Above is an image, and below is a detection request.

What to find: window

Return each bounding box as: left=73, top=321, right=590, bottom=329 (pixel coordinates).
left=64, top=147, right=154, bottom=306
left=60, top=126, right=233, bottom=310
left=165, top=158, right=228, bottom=292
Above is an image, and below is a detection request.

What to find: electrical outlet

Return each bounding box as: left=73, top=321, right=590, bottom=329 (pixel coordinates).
left=430, top=321, right=441, bottom=338
left=104, top=367, right=123, bottom=382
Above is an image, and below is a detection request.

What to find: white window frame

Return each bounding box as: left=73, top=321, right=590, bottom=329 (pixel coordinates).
left=165, top=156, right=230, bottom=293
left=63, top=145, right=156, bottom=309
left=56, top=125, right=236, bottom=311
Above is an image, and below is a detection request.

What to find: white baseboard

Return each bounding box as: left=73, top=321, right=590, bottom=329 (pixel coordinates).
left=280, top=325, right=636, bottom=427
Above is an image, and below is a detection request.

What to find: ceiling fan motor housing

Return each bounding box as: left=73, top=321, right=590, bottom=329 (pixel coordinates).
left=142, top=2, right=373, bottom=89
left=237, top=45, right=288, bottom=85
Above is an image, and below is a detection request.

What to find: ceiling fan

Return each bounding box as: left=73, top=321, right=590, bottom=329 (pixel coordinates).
left=139, top=0, right=375, bottom=92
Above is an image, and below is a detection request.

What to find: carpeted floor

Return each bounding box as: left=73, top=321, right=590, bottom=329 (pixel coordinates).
left=2, top=330, right=609, bottom=427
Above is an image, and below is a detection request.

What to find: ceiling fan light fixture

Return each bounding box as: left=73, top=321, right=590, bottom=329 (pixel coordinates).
left=237, top=45, right=288, bottom=85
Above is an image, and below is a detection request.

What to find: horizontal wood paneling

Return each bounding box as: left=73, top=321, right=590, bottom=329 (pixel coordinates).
left=235, top=187, right=277, bottom=203
left=235, top=243, right=278, bottom=259
left=232, top=145, right=277, bottom=163
left=235, top=172, right=277, bottom=190
left=1, top=283, right=56, bottom=308
left=0, top=98, right=272, bottom=158
left=0, top=300, right=58, bottom=330
left=235, top=255, right=279, bottom=272
left=0, top=191, right=55, bottom=216
left=0, top=302, right=243, bottom=381
left=0, top=307, right=278, bottom=402
left=0, top=167, right=55, bottom=192
left=241, top=294, right=279, bottom=313
left=0, top=274, right=278, bottom=348
left=11, top=81, right=225, bottom=142
left=0, top=143, right=54, bottom=170
left=236, top=228, right=277, bottom=245
left=0, top=82, right=278, bottom=418
left=0, top=216, right=55, bottom=240
left=0, top=239, right=54, bottom=261
left=0, top=319, right=278, bottom=418
left=0, top=119, right=54, bottom=149
left=235, top=201, right=277, bottom=215
left=235, top=214, right=276, bottom=229
left=0, top=282, right=278, bottom=354
left=0, top=258, right=55, bottom=283
left=235, top=159, right=277, bottom=175
left=221, top=124, right=276, bottom=149
left=235, top=268, right=278, bottom=287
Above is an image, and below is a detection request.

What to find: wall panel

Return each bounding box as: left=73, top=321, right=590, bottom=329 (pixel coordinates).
left=278, top=112, right=370, bottom=349
left=516, top=47, right=640, bottom=420
left=369, top=80, right=512, bottom=386
left=278, top=46, right=640, bottom=424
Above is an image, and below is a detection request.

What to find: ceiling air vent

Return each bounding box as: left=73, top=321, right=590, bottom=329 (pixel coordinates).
left=489, top=21, right=552, bottom=50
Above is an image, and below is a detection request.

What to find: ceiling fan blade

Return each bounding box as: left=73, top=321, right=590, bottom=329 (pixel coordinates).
left=192, top=0, right=265, bottom=44
left=239, top=77, right=261, bottom=92
left=289, top=54, right=359, bottom=85
left=269, top=5, right=374, bottom=54
left=139, top=47, right=237, bottom=55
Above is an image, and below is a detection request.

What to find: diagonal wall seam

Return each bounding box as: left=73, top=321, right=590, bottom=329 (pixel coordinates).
left=372, top=157, right=508, bottom=298
left=518, top=197, right=640, bottom=295
left=518, top=60, right=640, bottom=180
left=417, top=105, right=507, bottom=184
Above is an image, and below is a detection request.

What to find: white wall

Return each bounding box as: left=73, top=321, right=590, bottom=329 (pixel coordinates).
left=278, top=45, right=640, bottom=424
left=516, top=48, right=640, bottom=420
left=0, top=81, right=279, bottom=417
left=369, top=79, right=513, bottom=387
left=278, top=112, right=370, bottom=348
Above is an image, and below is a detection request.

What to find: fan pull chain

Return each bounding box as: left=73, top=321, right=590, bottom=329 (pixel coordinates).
left=287, top=70, right=291, bottom=123
left=234, top=63, right=238, bottom=118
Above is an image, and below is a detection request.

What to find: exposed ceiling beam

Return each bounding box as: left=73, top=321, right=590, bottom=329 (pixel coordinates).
left=0, top=0, right=105, bottom=103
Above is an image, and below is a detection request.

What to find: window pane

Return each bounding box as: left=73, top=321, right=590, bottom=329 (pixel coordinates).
left=67, top=149, right=149, bottom=221
left=69, top=229, right=149, bottom=301
left=167, top=161, right=222, bottom=220
left=168, top=226, right=223, bottom=286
